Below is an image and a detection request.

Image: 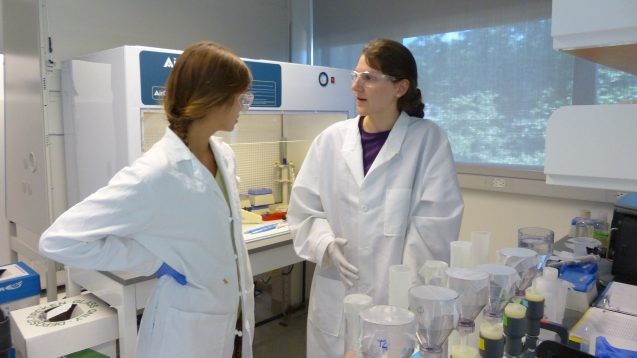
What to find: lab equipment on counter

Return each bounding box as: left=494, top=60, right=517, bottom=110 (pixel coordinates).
left=565, top=237, right=602, bottom=257
left=475, top=265, right=519, bottom=320
left=470, top=231, right=491, bottom=266
left=503, top=302, right=527, bottom=357
left=522, top=287, right=544, bottom=357
left=275, top=159, right=295, bottom=205
left=388, top=265, right=416, bottom=309
left=248, top=188, right=275, bottom=207
left=609, top=193, right=637, bottom=285
left=531, top=267, right=568, bottom=326
left=408, top=285, right=459, bottom=358
left=475, top=264, right=519, bottom=358
left=343, top=294, right=373, bottom=358
left=560, top=262, right=598, bottom=312
left=446, top=268, right=489, bottom=358
left=244, top=222, right=287, bottom=235
left=517, top=227, right=554, bottom=270
left=418, top=260, right=448, bottom=287
left=496, top=248, right=538, bottom=298
left=359, top=305, right=416, bottom=358
left=9, top=293, right=118, bottom=358
left=450, top=241, right=473, bottom=269
left=0, top=262, right=41, bottom=316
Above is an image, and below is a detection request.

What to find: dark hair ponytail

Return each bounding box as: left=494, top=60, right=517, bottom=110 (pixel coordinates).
left=402, top=88, right=425, bottom=118
left=362, top=38, right=425, bottom=118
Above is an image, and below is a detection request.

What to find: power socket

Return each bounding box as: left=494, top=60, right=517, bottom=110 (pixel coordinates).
left=491, top=177, right=506, bottom=188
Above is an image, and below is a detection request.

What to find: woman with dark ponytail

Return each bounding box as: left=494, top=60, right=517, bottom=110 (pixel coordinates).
left=288, top=38, right=464, bottom=357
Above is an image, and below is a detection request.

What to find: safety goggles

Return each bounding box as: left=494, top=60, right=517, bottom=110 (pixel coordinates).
left=351, top=70, right=396, bottom=86
left=239, top=92, right=254, bottom=112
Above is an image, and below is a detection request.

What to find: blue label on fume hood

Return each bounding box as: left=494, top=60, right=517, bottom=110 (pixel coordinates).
left=139, top=51, right=282, bottom=107
left=139, top=50, right=179, bottom=105
left=245, top=61, right=281, bottom=108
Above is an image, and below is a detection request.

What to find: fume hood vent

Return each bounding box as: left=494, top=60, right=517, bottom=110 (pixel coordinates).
left=552, top=0, right=637, bottom=76
left=544, top=104, right=637, bottom=192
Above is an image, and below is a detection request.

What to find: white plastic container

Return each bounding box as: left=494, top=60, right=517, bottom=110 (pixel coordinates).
left=532, top=267, right=568, bottom=324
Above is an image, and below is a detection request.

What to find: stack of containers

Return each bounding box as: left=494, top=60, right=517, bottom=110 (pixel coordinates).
left=248, top=188, right=275, bottom=214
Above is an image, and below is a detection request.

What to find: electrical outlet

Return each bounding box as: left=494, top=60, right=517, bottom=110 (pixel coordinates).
left=491, top=177, right=506, bottom=188
left=617, top=192, right=627, bottom=200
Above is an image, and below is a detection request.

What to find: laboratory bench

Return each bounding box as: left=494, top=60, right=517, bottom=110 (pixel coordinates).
left=66, top=222, right=299, bottom=358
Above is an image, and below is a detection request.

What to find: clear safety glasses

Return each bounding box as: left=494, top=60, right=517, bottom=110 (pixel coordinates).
left=351, top=70, right=396, bottom=86
left=239, top=92, right=254, bottom=112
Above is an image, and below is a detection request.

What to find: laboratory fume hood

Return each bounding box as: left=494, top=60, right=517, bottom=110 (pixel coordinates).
left=62, top=45, right=355, bottom=209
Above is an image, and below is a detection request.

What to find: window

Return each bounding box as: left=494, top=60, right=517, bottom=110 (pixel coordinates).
left=404, top=19, right=637, bottom=168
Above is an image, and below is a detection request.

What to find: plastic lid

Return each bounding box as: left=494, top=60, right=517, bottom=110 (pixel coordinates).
left=424, top=260, right=449, bottom=270
left=359, top=305, right=415, bottom=326
left=543, top=267, right=558, bottom=280
left=248, top=188, right=273, bottom=195
left=343, top=294, right=373, bottom=315
left=409, top=285, right=458, bottom=301
left=498, top=247, right=537, bottom=258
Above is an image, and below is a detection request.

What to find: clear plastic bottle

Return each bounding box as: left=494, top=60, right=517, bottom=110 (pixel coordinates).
left=592, top=215, right=610, bottom=257
left=573, top=218, right=594, bottom=238
left=532, top=267, right=566, bottom=325
left=570, top=210, right=593, bottom=238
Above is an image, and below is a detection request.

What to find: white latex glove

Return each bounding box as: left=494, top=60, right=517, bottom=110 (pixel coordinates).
left=326, top=238, right=359, bottom=287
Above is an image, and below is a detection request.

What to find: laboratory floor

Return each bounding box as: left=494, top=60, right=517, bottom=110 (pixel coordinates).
left=253, top=284, right=308, bottom=358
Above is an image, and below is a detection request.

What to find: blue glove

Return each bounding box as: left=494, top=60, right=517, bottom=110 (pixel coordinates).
left=155, top=263, right=187, bottom=285
left=596, top=336, right=637, bottom=357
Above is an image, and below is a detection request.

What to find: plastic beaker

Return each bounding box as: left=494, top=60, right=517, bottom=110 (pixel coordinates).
left=418, top=260, right=448, bottom=287
left=388, top=265, right=416, bottom=309
left=450, top=241, right=472, bottom=268
left=344, top=294, right=374, bottom=358
left=359, top=305, right=416, bottom=358
left=517, top=227, right=554, bottom=270
left=446, top=268, right=489, bottom=329
left=475, top=264, right=519, bottom=319
left=470, top=231, right=491, bottom=266
left=497, top=247, right=538, bottom=297
left=408, top=285, right=459, bottom=357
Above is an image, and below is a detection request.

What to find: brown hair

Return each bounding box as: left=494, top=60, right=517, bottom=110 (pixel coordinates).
left=163, top=41, right=252, bottom=144
left=362, top=38, right=425, bottom=118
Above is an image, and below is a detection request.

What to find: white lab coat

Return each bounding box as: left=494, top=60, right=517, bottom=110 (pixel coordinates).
left=288, top=112, right=464, bottom=357
left=40, top=128, right=255, bottom=358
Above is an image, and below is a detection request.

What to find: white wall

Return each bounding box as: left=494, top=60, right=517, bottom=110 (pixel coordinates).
left=0, top=53, right=10, bottom=265
left=45, top=0, right=291, bottom=62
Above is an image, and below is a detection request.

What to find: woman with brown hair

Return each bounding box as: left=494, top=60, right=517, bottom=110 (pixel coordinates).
left=40, top=41, right=256, bottom=357
left=288, top=38, right=464, bottom=357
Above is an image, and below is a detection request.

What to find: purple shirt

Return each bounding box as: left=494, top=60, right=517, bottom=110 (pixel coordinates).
left=359, top=117, right=391, bottom=175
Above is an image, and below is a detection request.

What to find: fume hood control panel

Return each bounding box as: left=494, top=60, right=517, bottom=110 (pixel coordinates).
left=124, top=46, right=354, bottom=112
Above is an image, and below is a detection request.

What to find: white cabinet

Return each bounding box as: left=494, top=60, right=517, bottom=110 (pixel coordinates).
left=551, top=0, right=637, bottom=75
